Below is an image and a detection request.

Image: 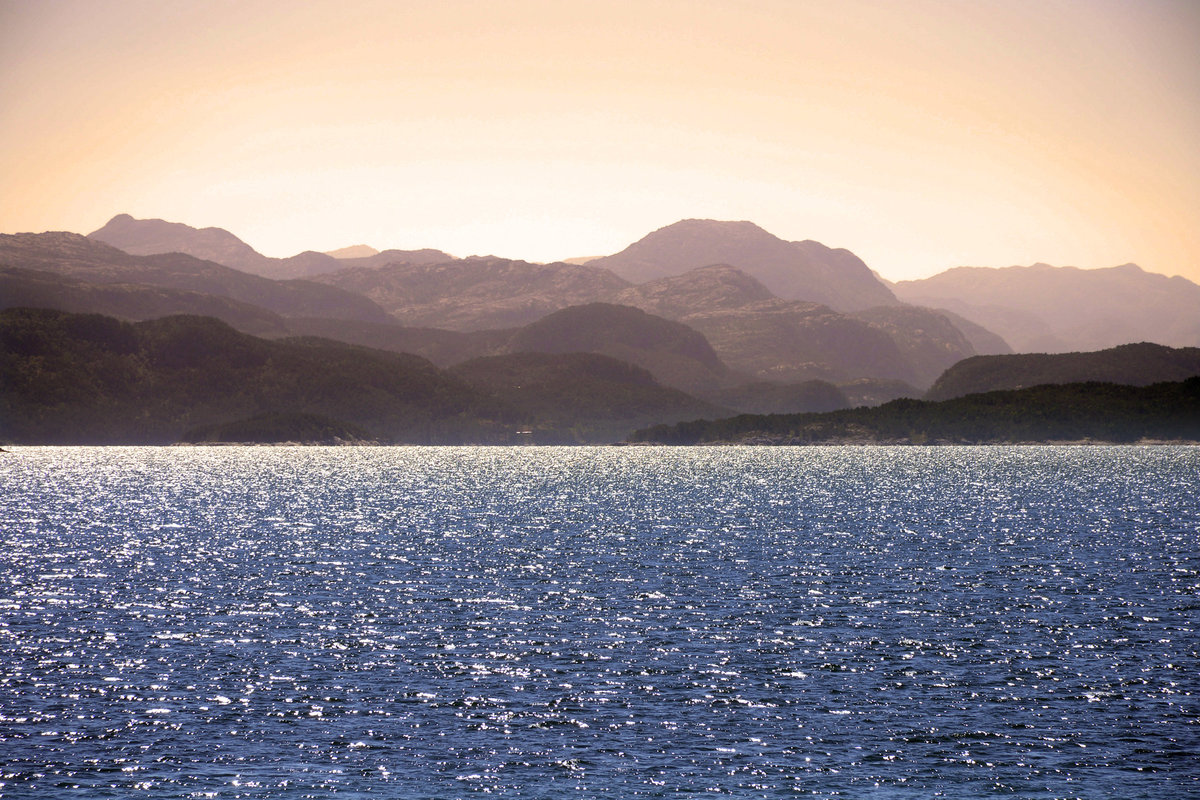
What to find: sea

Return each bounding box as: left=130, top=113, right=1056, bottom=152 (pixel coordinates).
left=1, top=445, right=1197, bottom=799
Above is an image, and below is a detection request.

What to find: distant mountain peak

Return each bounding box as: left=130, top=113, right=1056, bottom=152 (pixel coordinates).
left=667, top=218, right=769, bottom=232
left=591, top=218, right=897, bottom=311
left=325, top=244, right=379, bottom=259
left=88, top=214, right=347, bottom=280
left=893, top=261, right=1200, bottom=353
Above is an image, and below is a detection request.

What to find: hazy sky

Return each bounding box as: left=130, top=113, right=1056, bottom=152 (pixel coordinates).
left=2, top=0, right=1197, bottom=281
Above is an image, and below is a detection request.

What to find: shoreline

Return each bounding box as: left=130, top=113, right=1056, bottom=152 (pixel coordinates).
left=2, top=439, right=1198, bottom=449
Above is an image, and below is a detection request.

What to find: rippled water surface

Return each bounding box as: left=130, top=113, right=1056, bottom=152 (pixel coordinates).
left=1, top=445, right=1198, bottom=798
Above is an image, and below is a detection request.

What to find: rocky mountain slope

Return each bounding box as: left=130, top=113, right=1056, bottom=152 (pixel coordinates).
left=681, top=300, right=910, bottom=384
left=76, top=215, right=995, bottom=390
left=314, top=256, right=631, bottom=330
left=847, top=305, right=979, bottom=388
left=87, top=214, right=449, bottom=280
left=591, top=219, right=898, bottom=311
left=611, top=263, right=777, bottom=318
left=611, top=265, right=977, bottom=389
left=0, top=232, right=393, bottom=323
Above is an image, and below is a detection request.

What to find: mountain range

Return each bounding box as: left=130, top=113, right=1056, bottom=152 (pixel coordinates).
left=68, top=214, right=1008, bottom=391
left=0, top=231, right=391, bottom=323
left=0, top=308, right=719, bottom=444
left=4, top=212, right=1199, bottom=443
left=88, top=214, right=452, bottom=280
left=314, top=256, right=630, bottom=330
left=590, top=219, right=899, bottom=311
left=77, top=216, right=1200, bottom=363
left=893, top=263, right=1200, bottom=353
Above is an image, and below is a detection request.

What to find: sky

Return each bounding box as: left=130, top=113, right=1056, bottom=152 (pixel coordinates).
left=2, top=0, right=1198, bottom=282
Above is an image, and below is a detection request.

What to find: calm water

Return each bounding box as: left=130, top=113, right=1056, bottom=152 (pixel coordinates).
left=1, top=445, right=1198, bottom=799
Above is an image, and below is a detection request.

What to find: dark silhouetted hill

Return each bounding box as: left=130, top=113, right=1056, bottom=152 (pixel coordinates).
left=925, top=343, right=1200, bottom=401
left=449, top=352, right=722, bottom=443
left=703, top=380, right=849, bottom=415
left=502, top=303, right=730, bottom=394
left=0, top=266, right=292, bottom=337
left=282, top=317, right=510, bottom=366
left=0, top=308, right=734, bottom=445
left=182, top=412, right=374, bottom=444
left=0, top=308, right=499, bottom=444
left=287, top=304, right=869, bottom=415
left=631, top=378, right=1200, bottom=445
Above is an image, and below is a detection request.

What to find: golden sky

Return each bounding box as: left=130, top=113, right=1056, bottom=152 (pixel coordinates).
left=2, top=0, right=1198, bottom=281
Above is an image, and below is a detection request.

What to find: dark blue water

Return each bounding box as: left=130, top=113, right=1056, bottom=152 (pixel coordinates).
left=1, top=445, right=1197, bottom=798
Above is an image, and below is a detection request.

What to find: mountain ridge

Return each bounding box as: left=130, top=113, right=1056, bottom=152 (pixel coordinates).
left=0, top=308, right=724, bottom=445
left=925, top=342, right=1200, bottom=401
left=87, top=214, right=451, bottom=280
left=894, top=263, right=1200, bottom=352
left=591, top=219, right=899, bottom=311
left=0, top=231, right=394, bottom=324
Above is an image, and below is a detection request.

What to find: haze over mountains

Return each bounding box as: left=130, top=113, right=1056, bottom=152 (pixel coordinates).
left=88, top=214, right=452, bottom=280
left=316, top=256, right=629, bottom=330
left=74, top=213, right=997, bottom=390
left=4, top=211, right=1200, bottom=443
left=1, top=308, right=718, bottom=445
left=0, top=231, right=391, bottom=323
left=893, top=263, right=1200, bottom=353
left=590, top=219, right=899, bottom=311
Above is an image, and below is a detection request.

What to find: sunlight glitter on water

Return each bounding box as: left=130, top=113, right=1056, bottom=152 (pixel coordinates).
left=1, top=445, right=1198, bottom=798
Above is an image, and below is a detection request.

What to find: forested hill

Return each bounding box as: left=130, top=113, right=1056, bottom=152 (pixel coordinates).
left=629, top=379, right=1200, bottom=445
left=0, top=308, right=722, bottom=445
left=925, top=342, right=1200, bottom=401
left=0, top=308, right=497, bottom=444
